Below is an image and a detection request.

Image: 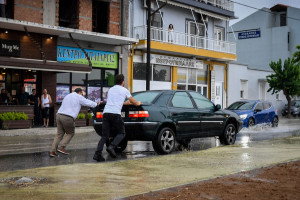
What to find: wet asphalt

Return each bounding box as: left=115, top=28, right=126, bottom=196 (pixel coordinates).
left=0, top=118, right=299, bottom=172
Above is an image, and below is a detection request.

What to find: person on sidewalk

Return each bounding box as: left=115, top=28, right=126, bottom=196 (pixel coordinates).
left=50, top=88, right=100, bottom=157
left=17, top=87, right=29, bottom=105
left=93, top=74, right=141, bottom=162
left=41, top=89, right=52, bottom=128
left=28, top=89, right=40, bottom=127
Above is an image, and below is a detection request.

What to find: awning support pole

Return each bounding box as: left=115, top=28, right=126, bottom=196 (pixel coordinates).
left=68, top=33, right=92, bottom=67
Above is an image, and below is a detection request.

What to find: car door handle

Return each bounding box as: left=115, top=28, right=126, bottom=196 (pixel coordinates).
left=171, top=112, right=178, bottom=116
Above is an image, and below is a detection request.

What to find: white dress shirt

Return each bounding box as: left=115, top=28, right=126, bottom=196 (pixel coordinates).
left=58, top=92, right=97, bottom=119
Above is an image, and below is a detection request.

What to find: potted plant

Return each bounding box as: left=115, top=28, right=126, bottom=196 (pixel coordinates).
left=75, top=112, right=86, bottom=127
left=87, top=112, right=93, bottom=126
left=0, top=112, right=31, bottom=129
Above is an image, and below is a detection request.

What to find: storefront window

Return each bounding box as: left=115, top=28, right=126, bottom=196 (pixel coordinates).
left=105, top=70, right=115, bottom=86
left=72, top=73, right=86, bottom=85
left=188, top=85, right=196, bottom=91
left=177, top=84, right=186, bottom=90
left=153, top=65, right=171, bottom=82
left=57, top=73, right=70, bottom=84
left=133, top=63, right=146, bottom=80
left=88, top=87, right=101, bottom=102
left=177, top=68, right=187, bottom=84
left=197, top=65, right=208, bottom=85
left=188, top=68, right=196, bottom=84
left=88, top=69, right=101, bottom=86
left=72, top=86, right=86, bottom=96
left=56, top=85, right=70, bottom=103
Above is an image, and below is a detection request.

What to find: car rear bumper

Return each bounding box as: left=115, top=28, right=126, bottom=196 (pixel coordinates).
left=94, top=120, right=160, bottom=141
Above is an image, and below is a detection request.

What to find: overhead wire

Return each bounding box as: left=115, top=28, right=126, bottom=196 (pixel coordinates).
left=229, top=0, right=300, bottom=22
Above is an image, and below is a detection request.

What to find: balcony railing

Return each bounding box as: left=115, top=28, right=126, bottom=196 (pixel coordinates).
left=134, top=26, right=236, bottom=55
left=199, top=0, right=234, bottom=12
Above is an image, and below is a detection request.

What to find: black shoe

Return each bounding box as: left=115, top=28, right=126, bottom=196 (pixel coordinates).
left=93, top=152, right=105, bottom=162
left=106, top=146, right=117, bottom=158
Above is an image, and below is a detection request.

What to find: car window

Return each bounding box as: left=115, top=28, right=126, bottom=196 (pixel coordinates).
left=292, top=101, right=300, bottom=107
left=170, top=92, right=194, bottom=109
left=263, top=103, right=271, bottom=110
left=131, top=91, right=161, bottom=104
left=255, top=103, right=263, bottom=111
left=227, top=101, right=256, bottom=110
left=189, top=91, right=214, bottom=110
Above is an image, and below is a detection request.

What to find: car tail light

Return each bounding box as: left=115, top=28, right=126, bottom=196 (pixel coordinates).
left=96, top=112, right=103, bottom=118
left=129, top=111, right=139, bottom=118
left=138, top=111, right=149, bottom=117
left=129, top=111, right=149, bottom=118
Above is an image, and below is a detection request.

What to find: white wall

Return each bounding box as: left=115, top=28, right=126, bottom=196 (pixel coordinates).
left=133, top=80, right=172, bottom=92
left=228, top=63, right=286, bottom=112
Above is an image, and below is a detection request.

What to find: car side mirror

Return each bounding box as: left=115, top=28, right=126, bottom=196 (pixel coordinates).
left=215, top=104, right=221, bottom=111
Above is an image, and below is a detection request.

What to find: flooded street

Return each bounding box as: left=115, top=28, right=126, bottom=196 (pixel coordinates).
left=0, top=118, right=299, bottom=172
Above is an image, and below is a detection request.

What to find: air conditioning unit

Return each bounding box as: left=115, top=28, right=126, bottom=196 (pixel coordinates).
left=143, top=0, right=154, bottom=9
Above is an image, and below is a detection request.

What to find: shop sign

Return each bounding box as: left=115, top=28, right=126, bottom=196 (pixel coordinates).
left=0, top=39, right=20, bottom=57
left=144, top=54, right=203, bottom=69
left=238, top=30, right=260, bottom=40
left=57, top=46, right=118, bottom=69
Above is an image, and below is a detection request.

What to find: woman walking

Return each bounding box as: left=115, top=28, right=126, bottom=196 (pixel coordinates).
left=41, top=89, right=52, bottom=127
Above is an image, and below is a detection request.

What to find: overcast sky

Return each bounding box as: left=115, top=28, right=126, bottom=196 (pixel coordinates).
left=230, top=0, right=300, bottom=25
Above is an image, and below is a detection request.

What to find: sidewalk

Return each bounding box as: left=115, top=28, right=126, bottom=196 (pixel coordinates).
left=0, top=126, right=95, bottom=137
left=0, top=134, right=300, bottom=199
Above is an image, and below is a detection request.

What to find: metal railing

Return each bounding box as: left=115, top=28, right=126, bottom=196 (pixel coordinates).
left=200, top=0, right=234, bottom=12
left=134, top=26, right=236, bottom=54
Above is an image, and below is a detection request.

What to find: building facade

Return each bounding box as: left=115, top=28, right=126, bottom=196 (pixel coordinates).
left=127, top=0, right=237, bottom=108
left=0, top=0, right=137, bottom=126
left=228, top=4, right=300, bottom=112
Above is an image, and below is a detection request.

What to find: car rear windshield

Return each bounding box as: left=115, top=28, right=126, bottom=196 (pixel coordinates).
left=227, top=102, right=256, bottom=110
left=131, top=91, right=161, bottom=104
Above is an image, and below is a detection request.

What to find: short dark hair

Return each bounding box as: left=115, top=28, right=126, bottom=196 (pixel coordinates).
left=32, top=89, right=36, bottom=92
left=74, top=88, right=82, bottom=93
left=115, top=74, right=124, bottom=85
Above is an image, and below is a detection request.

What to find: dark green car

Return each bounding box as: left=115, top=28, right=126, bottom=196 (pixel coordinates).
left=94, top=90, right=243, bottom=154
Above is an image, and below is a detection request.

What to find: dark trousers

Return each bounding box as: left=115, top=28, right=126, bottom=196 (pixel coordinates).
left=96, top=113, right=125, bottom=152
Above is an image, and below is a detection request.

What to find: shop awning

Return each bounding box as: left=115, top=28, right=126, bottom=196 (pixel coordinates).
left=0, top=56, right=91, bottom=73
left=0, top=18, right=138, bottom=46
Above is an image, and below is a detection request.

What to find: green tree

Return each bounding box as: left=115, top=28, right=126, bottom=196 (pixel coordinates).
left=294, top=45, right=300, bottom=63
left=267, top=57, right=300, bottom=118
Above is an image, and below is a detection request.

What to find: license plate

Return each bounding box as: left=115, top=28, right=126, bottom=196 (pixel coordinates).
left=121, top=112, right=125, bottom=118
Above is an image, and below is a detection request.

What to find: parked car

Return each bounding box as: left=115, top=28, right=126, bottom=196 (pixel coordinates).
left=282, top=100, right=300, bottom=117
left=226, top=100, right=279, bottom=128
left=94, top=90, right=243, bottom=155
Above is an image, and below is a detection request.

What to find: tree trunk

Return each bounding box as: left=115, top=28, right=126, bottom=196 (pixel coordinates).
left=284, top=89, right=291, bottom=118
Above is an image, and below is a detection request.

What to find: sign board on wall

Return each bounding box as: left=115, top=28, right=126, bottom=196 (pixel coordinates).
left=238, top=30, right=260, bottom=40
left=144, top=54, right=204, bottom=69
left=57, top=46, right=118, bottom=69
left=0, top=39, right=20, bottom=57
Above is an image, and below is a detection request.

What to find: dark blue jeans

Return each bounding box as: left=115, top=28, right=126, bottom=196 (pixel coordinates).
left=96, top=113, right=125, bottom=152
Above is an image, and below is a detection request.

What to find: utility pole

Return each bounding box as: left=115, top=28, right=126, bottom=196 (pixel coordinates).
left=146, top=0, right=167, bottom=91
left=146, top=0, right=151, bottom=91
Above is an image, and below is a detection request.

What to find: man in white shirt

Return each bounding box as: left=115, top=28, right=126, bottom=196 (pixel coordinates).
left=93, top=74, right=141, bottom=162
left=49, top=88, right=100, bottom=157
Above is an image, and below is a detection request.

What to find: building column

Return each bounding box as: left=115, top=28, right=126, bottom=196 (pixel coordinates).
left=172, top=66, right=177, bottom=90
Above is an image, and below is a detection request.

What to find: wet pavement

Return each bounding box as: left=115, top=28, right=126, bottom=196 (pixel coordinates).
left=0, top=134, right=300, bottom=199
left=0, top=118, right=299, bottom=172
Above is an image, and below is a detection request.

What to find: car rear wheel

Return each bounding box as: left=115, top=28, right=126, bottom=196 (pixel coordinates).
left=272, top=116, right=279, bottom=127
left=153, top=127, right=176, bottom=154
left=220, top=124, right=236, bottom=145
left=247, top=118, right=255, bottom=127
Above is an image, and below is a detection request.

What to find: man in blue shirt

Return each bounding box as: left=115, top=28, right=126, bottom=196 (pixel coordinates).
left=93, top=74, right=141, bottom=162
